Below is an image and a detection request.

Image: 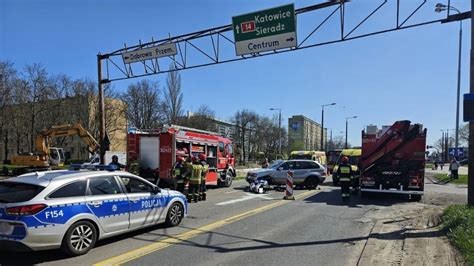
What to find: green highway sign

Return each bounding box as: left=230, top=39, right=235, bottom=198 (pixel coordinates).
left=232, top=4, right=297, bottom=56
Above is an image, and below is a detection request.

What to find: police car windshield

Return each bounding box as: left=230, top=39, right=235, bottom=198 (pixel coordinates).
left=0, top=182, right=45, bottom=203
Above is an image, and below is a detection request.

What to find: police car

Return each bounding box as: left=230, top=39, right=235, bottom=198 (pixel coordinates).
left=0, top=168, right=187, bottom=256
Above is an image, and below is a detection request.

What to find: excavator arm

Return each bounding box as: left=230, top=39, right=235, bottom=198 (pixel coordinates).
left=35, top=123, right=100, bottom=156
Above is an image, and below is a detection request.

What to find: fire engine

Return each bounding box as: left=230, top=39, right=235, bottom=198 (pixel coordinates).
left=127, top=125, right=236, bottom=188
left=359, top=121, right=427, bottom=200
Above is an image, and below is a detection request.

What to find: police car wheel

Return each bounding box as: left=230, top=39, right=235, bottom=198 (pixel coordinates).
left=166, top=202, right=184, bottom=227
left=61, top=221, right=97, bottom=256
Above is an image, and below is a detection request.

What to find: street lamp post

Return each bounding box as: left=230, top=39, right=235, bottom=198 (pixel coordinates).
left=321, top=103, right=336, bottom=152
left=345, top=116, right=358, bottom=149
left=435, top=3, right=463, bottom=158
left=440, top=129, right=445, bottom=162
left=270, top=108, right=282, bottom=157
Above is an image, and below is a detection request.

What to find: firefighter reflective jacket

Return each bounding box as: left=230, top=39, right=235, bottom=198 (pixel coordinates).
left=189, top=164, right=202, bottom=185
left=185, top=161, right=193, bottom=180
left=173, top=163, right=186, bottom=183
left=337, top=163, right=353, bottom=182
left=200, top=162, right=209, bottom=183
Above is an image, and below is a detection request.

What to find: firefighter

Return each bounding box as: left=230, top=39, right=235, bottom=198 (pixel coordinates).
left=336, top=156, right=353, bottom=201
left=173, top=157, right=186, bottom=193
left=199, top=154, right=209, bottom=201
left=188, top=156, right=202, bottom=203
left=184, top=157, right=193, bottom=201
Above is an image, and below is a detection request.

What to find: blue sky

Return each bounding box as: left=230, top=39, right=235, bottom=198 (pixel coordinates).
left=0, top=0, right=471, bottom=147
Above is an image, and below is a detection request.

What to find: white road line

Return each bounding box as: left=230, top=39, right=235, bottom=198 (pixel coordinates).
left=216, top=193, right=273, bottom=206
left=225, top=190, right=240, bottom=194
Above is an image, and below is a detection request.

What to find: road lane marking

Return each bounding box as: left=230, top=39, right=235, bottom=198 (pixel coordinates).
left=216, top=192, right=273, bottom=206
left=94, top=190, right=318, bottom=266
left=224, top=190, right=240, bottom=194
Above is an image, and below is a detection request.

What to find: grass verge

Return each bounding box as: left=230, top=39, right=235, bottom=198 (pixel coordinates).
left=442, top=205, right=474, bottom=264
left=434, top=173, right=467, bottom=185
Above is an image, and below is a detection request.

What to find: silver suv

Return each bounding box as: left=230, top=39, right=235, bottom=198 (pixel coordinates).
left=0, top=170, right=187, bottom=256
left=246, top=160, right=326, bottom=189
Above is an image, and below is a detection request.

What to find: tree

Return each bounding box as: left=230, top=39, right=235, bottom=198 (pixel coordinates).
left=0, top=61, right=17, bottom=161
left=122, top=80, right=164, bottom=129
left=232, top=109, right=258, bottom=165
left=23, top=63, right=51, bottom=152
left=164, top=65, right=183, bottom=124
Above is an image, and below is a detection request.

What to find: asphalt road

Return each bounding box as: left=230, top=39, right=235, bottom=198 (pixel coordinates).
left=0, top=175, right=467, bottom=265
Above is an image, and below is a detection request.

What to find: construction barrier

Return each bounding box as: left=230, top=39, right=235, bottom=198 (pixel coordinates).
left=283, top=170, right=295, bottom=200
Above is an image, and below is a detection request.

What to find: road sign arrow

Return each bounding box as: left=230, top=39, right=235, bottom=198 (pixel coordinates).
left=235, top=25, right=240, bottom=34
left=286, top=37, right=295, bottom=42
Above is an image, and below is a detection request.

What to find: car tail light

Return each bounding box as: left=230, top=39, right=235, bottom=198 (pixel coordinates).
left=6, top=204, right=47, bottom=216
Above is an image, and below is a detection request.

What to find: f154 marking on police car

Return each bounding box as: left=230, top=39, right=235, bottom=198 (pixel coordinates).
left=45, top=210, right=64, bottom=219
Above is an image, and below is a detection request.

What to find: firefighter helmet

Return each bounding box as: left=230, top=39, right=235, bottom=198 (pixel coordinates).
left=341, top=156, right=349, bottom=163
left=199, top=154, right=207, bottom=161
left=176, top=157, right=184, bottom=163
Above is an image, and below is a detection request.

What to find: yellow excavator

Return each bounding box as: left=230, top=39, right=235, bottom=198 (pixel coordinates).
left=10, top=123, right=99, bottom=169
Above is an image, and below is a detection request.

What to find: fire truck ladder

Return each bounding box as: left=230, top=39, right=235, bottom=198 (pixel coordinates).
left=166, top=124, right=221, bottom=136
left=362, top=122, right=423, bottom=173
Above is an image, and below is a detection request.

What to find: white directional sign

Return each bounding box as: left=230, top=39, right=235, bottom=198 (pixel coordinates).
left=122, top=43, right=177, bottom=64
left=232, top=4, right=297, bottom=56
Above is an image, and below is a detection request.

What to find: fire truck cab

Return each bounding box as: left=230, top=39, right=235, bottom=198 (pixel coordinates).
left=127, top=125, right=236, bottom=188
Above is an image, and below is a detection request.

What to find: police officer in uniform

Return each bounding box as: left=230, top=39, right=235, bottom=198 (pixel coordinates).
left=189, top=156, right=202, bottom=203
left=336, top=156, right=353, bottom=200
left=173, top=157, right=187, bottom=193
left=199, top=154, right=209, bottom=201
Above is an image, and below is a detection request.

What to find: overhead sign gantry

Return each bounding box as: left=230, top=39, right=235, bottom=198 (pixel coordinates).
left=232, top=4, right=297, bottom=56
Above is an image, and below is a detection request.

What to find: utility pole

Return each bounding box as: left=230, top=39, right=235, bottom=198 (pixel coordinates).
left=435, top=3, right=463, bottom=159
left=97, top=54, right=107, bottom=165
left=441, top=130, right=444, bottom=161
left=445, top=131, right=449, bottom=162
left=345, top=116, right=357, bottom=149
left=468, top=0, right=474, bottom=206
left=345, top=120, right=348, bottom=149
left=321, top=103, right=336, bottom=151
left=329, top=129, right=333, bottom=150
left=455, top=11, right=463, bottom=157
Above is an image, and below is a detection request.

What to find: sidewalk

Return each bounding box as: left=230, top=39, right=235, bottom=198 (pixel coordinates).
left=425, top=166, right=467, bottom=175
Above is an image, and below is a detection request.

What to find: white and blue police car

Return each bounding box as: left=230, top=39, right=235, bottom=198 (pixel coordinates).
left=0, top=168, right=187, bottom=256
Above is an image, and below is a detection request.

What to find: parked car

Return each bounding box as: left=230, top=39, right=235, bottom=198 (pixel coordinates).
left=246, top=159, right=326, bottom=189
left=0, top=169, right=187, bottom=256
left=460, top=158, right=468, bottom=166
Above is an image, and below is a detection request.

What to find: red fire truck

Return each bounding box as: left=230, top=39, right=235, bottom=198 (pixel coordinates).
left=359, top=121, right=426, bottom=200
left=127, top=125, right=236, bottom=188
